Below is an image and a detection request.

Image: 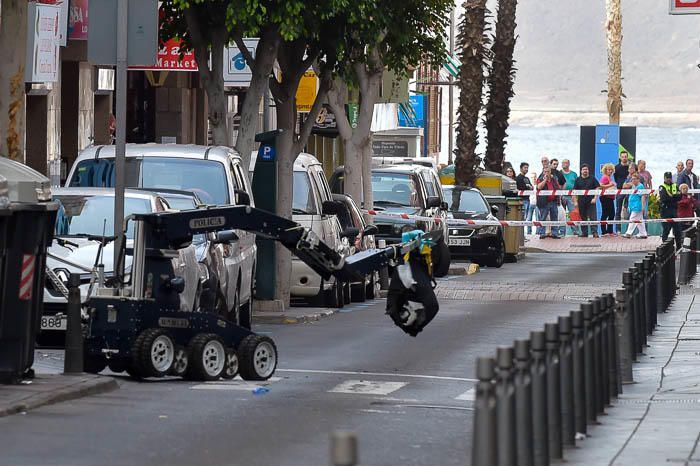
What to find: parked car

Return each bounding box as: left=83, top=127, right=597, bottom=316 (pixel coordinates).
left=332, top=193, right=379, bottom=301
left=39, top=188, right=202, bottom=346
left=250, top=152, right=350, bottom=308
left=329, top=164, right=449, bottom=245
left=65, top=144, right=257, bottom=328
left=443, top=185, right=505, bottom=268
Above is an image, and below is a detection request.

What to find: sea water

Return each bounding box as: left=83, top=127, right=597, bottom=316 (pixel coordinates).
left=450, top=125, right=700, bottom=185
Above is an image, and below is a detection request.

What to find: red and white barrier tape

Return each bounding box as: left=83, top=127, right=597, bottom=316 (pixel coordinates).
left=516, top=188, right=700, bottom=196
left=365, top=209, right=699, bottom=227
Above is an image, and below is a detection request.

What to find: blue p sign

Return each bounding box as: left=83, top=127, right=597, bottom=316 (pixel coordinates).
left=259, top=145, right=276, bottom=161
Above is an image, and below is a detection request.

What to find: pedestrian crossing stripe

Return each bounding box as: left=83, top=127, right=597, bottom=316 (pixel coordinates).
left=189, top=377, right=281, bottom=391
left=329, top=380, right=408, bottom=395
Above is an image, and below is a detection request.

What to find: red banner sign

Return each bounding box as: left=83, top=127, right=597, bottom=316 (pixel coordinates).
left=129, top=38, right=198, bottom=71
left=68, top=0, right=88, bottom=40
left=670, top=0, right=700, bottom=14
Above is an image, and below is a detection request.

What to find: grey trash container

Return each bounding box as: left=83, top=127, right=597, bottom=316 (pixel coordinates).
left=0, top=159, right=58, bottom=383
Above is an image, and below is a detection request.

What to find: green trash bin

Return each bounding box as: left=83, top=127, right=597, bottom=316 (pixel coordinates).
left=0, top=159, right=58, bottom=383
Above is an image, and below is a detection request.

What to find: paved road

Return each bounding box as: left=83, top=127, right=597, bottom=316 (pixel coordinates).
left=0, top=253, right=647, bottom=466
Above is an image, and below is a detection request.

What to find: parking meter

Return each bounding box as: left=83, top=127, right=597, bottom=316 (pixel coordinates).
left=252, top=130, right=283, bottom=300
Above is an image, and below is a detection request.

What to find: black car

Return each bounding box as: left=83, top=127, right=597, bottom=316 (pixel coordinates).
left=329, top=164, right=449, bottom=245
left=443, top=186, right=505, bottom=268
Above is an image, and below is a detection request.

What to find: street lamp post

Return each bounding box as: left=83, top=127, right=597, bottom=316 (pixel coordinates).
left=114, top=0, right=128, bottom=276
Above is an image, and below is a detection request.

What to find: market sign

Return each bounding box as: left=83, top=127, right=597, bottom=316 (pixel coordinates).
left=25, top=2, right=61, bottom=83
left=669, top=0, right=700, bottom=14
left=130, top=38, right=198, bottom=71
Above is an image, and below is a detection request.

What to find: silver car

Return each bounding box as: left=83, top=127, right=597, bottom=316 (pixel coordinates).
left=65, top=144, right=257, bottom=328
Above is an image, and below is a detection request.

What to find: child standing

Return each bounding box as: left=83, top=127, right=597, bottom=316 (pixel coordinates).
left=623, top=173, right=648, bottom=239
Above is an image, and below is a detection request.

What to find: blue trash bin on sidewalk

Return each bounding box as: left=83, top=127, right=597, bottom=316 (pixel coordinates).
left=0, top=159, right=58, bottom=383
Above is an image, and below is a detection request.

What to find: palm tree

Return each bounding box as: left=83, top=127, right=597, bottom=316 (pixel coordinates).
left=606, top=0, right=623, bottom=124
left=484, top=0, right=518, bottom=173
left=454, top=0, right=490, bottom=187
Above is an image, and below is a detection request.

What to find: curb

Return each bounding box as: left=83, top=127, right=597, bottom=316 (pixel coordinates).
left=253, top=308, right=338, bottom=325
left=0, top=375, right=119, bottom=418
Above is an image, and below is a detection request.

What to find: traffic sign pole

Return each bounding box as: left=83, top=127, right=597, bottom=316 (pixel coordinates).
left=114, top=0, right=128, bottom=278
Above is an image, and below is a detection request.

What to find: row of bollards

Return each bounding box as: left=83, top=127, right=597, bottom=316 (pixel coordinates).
left=472, top=240, right=677, bottom=466
left=678, top=227, right=698, bottom=286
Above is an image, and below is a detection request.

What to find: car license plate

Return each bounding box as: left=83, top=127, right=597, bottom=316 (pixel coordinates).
left=449, top=238, right=471, bottom=246
left=41, top=315, right=67, bottom=331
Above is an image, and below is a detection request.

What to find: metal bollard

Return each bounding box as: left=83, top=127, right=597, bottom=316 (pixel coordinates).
left=64, top=273, right=84, bottom=374
left=570, top=310, right=587, bottom=436
left=591, top=298, right=605, bottom=414
left=646, top=254, right=658, bottom=329
left=632, top=266, right=645, bottom=353
left=678, top=237, right=693, bottom=285
left=667, top=241, right=677, bottom=308
left=604, top=294, right=620, bottom=399
left=624, top=270, right=641, bottom=357
left=377, top=239, right=390, bottom=290
left=496, top=347, right=517, bottom=466
left=595, top=297, right=611, bottom=408
left=615, top=288, right=634, bottom=384
left=544, top=324, right=562, bottom=460
left=473, top=357, right=498, bottom=466
left=530, top=331, right=549, bottom=466
left=642, top=257, right=654, bottom=334
left=581, top=303, right=597, bottom=424
left=635, top=261, right=648, bottom=347
left=514, top=340, right=534, bottom=466
left=331, top=431, right=358, bottom=466
left=558, top=316, right=575, bottom=447
left=656, top=245, right=666, bottom=314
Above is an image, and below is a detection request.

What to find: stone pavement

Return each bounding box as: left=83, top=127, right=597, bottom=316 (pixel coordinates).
left=561, top=292, right=700, bottom=465
left=524, top=234, right=662, bottom=253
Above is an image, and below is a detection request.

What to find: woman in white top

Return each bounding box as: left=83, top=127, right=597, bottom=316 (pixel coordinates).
left=526, top=172, right=538, bottom=235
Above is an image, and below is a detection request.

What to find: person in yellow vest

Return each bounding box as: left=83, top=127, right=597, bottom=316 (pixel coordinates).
left=659, top=171, right=682, bottom=249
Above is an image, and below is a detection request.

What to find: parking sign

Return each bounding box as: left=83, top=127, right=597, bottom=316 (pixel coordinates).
left=223, top=38, right=259, bottom=87
left=670, top=0, right=700, bottom=14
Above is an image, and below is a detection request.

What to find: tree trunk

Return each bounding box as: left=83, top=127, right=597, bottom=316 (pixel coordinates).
left=0, top=0, right=28, bottom=160
left=235, top=28, right=280, bottom=170
left=455, top=0, right=489, bottom=187
left=606, top=0, right=623, bottom=125
left=484, top=0, right=518, bottom=173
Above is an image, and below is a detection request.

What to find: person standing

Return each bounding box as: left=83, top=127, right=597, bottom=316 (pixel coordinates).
left=659, top=172, right=682, bottom=249
left=516, top=163, right=533, bottom=234
left=599, top=163, right=617, bottom=236
left=678, top=183, right=699, bottom=232
left=637, top=160, right=653, bottom=189
left=573, top=164, right=600, bottom=238
left=560, top=159, right=578, bottom=237
left=536, top=166, right=561, bottom=239
left=677, top=159, right=700, bottom=215
left=549, top=158, right=567, bottom=186
left=623, top=173, right=648, bottom=239
left=673, top=161, right=684, bottom=184
left=614, top=151, right=631, bottom=234
left=505, top=167, right=516, bottom=180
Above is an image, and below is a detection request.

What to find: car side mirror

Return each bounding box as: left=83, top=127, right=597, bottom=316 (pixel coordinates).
left=214, top=230, right=239, bottom=244
left=491, top=205, right=499, bottom=215
left=426, top=196, right=442, bottom=209
left=341, top=227, right=360, bottom=239
left=234, top=189, right=251, bottom=206
left=322, top=200, right=342, bottom=216
left=363, top=224, right=378, bottom=236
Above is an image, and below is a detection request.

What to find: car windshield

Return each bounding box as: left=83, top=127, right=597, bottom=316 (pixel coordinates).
left=444, top=188, right=489, bottom=214
left=371, top=173, right=418, bottom=207
left=54, top=195, right=151, bottom=239
left=293, top=172, right=317, bottom=214
left=69, top=157, right=229, bottom=205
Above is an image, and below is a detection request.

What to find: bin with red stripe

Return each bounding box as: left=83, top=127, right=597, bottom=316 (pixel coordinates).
left=0, top=159, right=58, bottom=384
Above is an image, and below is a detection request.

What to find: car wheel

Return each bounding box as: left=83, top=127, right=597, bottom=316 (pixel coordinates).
left=324, top=279, right=343, bottom=308
left=366, top=273, right=378, bottom=300
left=84, top=354, right=107, bottom=374
left=186, top=333, right=226, bottom=381
left=221, top=348, right=239, bottom=380
left=342, top=281, right=351, bottom=305
left=351, top=280, right=367, bottom=302
left=238, top=335, right=278, bottom=381
left=169, top=346, right=189, bottom=377
left=485, top=237, right=506, bottom=268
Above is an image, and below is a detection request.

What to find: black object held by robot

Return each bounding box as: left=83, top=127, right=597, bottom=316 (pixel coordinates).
left=385, top=230, right=450, bottom=337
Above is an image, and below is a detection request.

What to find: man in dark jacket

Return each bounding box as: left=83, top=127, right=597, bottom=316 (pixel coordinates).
left=516, top=162, right=532, bottom=220
left=536, top=166, right=561, bottom=239
left=549, top=158, right=567, bottom=186
left=614, top=151, right=631, bottom=234
left=659, top=171, right=682, bottom=249
left=573, top=164, right=600, bottom=238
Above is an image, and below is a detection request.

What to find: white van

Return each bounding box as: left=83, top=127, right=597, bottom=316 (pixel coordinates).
left=250, top=152, right=350, bottom=307
left=65, top=144, right=257, bottom=328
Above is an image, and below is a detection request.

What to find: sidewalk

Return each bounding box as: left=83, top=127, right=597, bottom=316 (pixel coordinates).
left=524, top=235, right=662, bottom=253
left=562, top=290, right=700, bottom=465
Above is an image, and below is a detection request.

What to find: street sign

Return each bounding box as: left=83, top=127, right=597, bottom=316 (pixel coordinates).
left=87, top=0, right=158, bottom=66
left=130, top=38, right=198, bottom=71
left=296, top=71, right=318, bottom=112
left=68, top=0, right=89, bottom=40
left=223, top=38, right=259, bottom=87
left=670, top=0, right=700, bottom=14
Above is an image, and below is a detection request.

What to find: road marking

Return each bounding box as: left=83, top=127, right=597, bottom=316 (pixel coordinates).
left=329, top=380, right=408, bottom=396
left=278, top=369, right=477, bottom=383
left=455, top=388, right=475, bottom=401
left=190, top=377, right=281, bottom=391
